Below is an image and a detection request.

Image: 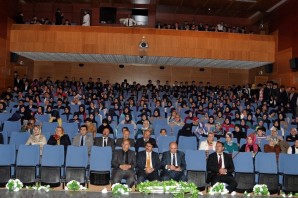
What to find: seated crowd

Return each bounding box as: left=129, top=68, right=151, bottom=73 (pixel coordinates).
left=1, top=76, right=298, bottom=190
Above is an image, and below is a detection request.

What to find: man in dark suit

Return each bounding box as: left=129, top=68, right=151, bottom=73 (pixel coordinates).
left=94, top=127, right=115, bottom=150
left=135, top=129, right=157, bottom=152
left=160, top=142, right=187, bottom=181
left=115, top=128, right=135, bottom=147
left=207, top=141, right=237, bottom=193
left=111, top=139, right=136, bottom=188
left=136, top=141, right=160, bottom=184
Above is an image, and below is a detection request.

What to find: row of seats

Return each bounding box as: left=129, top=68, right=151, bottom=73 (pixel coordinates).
left=0, top=144, right=297, bottom=193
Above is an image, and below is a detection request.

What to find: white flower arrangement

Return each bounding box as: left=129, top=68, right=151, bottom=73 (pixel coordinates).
left=209, top=182, right=229, bottom=195
left=111, top=183, right=131, bottom=195
left=65, top=180, right=87, bottom=191
left=6, top=179, right=23, bottom=192
left=253, top=184, right=270, bottom=196
left=26, top=184, right=50, bottom=192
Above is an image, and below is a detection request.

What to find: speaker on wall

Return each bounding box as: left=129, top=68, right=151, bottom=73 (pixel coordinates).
left=290, top=58, right=298, bottom=69
left=265, top=63, right=273, bottom=73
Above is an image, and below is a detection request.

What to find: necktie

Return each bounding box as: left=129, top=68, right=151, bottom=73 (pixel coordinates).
left=127, top=18, right=130, bottom=26
left=80, top=136, right=84, bottom=146
left=218, top=154, right=222, bottom=170
left=103, top=138, right=107, bottom=147
left=172, top=153, right=176, bottom=166
left=123, top=151, right=128, bottom=164
left=146, top=152, right=151, bottom=168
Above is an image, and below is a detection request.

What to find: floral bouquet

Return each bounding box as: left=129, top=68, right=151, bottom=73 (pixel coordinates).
left=26, top=184, right=50, bottom=192
left=253, top=184, right=270, bottom=196
left=65, top=180, right=87, bottom=191
left=209, top=182, right=229, bottom=195
left=6, top=179, right=23, bottom=192
left=111, top=183, right=131, bottom=195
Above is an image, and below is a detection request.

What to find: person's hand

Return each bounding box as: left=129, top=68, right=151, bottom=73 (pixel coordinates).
left=219, top=168, right=227, bottom=175
left=145, top=168, right=154, bottom=174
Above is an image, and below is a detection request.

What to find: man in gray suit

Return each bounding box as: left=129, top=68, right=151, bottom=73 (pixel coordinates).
left=72, top=124, right=94, bottom=154
left=115, top=127, right=135, bottom=147
left=94, top=127, right=115, bottom=150
left=160, top=142, right=187, bottom=181
left=111, top=139, right=136, bottom=188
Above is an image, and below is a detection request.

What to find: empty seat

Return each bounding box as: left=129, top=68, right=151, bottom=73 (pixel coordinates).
left=0, top=144, right=16, bottom=187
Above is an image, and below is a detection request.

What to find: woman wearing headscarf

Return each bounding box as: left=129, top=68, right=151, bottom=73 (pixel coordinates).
left=224, top=132, right=239, bottom=154
left=232, top=124, right=247, bottom=145
left=222, top=117, right=235, bottom=132
left=25, top=125, right=47, bottom=155
left=78, top=104, right=87, bottom=121
left=239, top=133, right=261, bottom=154
left=120, top=113, right=137, bottom=131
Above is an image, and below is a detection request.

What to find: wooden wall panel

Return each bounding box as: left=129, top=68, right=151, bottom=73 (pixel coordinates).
left=10, top=25, right=275, bottom=62
left=30, top=61, right=252, bottom=87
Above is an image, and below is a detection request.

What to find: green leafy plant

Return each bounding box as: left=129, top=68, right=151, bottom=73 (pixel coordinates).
left=111, top=183, right=131, bottom=195
left=26, top=183, right=50, bottom=192
left=65, top=180, right=87, bottom=191
left=253, top=184, right=270, bottom=196
left=6, top=179, right=23, bottom=192
left=209, top=182, right=229, bottom=195
left=136, top=180, right=201, bottom=198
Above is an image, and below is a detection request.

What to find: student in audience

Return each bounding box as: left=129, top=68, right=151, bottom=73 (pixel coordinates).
left=115, top=128, right=135, bottom=147
left=25, top=125, right=47, bottom=155
left=97, top=118, right=114, bottom=134
left=224, top=132, right=238, bottom=154
left=94, top=127, right=115, bottom=150
left=267, top=127, right=290, bottom=153
left=239, top=133, right=261, bottom=155
left=264, top=137, right=281, bottom=161
left=136, top=119, right=154, bottom=138
left=49, top=110, right=62, bottom=126
left=199, top=132, right=216, bottom=152
left=61, top=106, right=72, bottom=121
left=47, top=126, right=71, bottom=151
left=286, top=128, right=298, bottom=142
left=82, top=10, right=90, bottom=26
left=287, top=139, right=298, bottom=154
left=111, top=139, right=136, bottom=188
left=84, top=118, right=96, bottom=137
left=69, top=112, right=82, bottom=128
left=135, top=130, right=157, bottom=152
left=119, top=113, right=137, bottom=132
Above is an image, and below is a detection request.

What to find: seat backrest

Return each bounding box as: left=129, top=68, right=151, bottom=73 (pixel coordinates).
left=3, top=121, right=22, bottom=137
left=0, top=131, right=8, bottom=144
left=279, top=153, right=298, bottom=175
left=16, top=145, right=40, bottom=166
left=35, top=114, right=50, bottom=123
left=42, top=122, right=58, bottom=134
left=185, top=150, right=206, bottom=171
left=255, top=152, right=277, bottom=174
left=173, top=125, right=183, bottom=137
left=157, top=136, right=176, bottom=153
left=154, top=124, right=172, bottom=137
left=65, top=146, right=88, bottom=168
left=9, top=131, right=30, bottom=149
left=0, top=144, right=16, bottom=166
left=178, top=136, right=197, bottom=152
left=89, top=146, right=112, bottom=172
left=41, top=145, right=65, bottom=167
left=62, top=122, right=79, bottom=140
left=233, top=152, right=254, bottom=173
left=138, top=147, right=159, bottom=153
left=117, top=124, right=135, bottom=139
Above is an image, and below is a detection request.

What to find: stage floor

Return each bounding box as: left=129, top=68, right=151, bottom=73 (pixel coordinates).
left=0, top=189, right=285, bottom=198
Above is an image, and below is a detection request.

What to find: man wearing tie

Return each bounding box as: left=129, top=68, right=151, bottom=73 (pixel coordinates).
left=160, top=142, right=187, bottom=181
left=207, top=141, right=237, bottom=193
left=135, top=130, right=157, bottom=152
left=72, top=125, right=94, bottom=154
left=111, top=139, right=136, bottom=188
left=136, top=141, right=161, bottom=184
left=94, top=127, right=115, bottom=150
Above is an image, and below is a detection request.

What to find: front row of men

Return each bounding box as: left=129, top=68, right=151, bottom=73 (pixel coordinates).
left=111, top=139, right=237, bottom=193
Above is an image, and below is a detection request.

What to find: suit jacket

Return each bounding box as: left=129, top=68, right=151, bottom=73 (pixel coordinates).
left=94, top=136, right=115, bottom=150
left=115, top=138, right=135, bottom=147
left=135, top=138, right=157, bottom=152
left=161, top=150, right=186, bottom=171
left=136, top=150, right=161, bottom=173
left=72, top=134, right=94, bottom=154
left=207, top=152, right=235, bottom=183
left=112, top=149, right=136, bottom=170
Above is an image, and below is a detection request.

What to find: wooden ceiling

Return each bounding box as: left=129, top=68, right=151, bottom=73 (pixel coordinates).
left=21, top=0, right=286, bottom=18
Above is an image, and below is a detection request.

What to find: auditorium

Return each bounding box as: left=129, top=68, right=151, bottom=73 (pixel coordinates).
left=0, top=0, right=298, bottom=197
